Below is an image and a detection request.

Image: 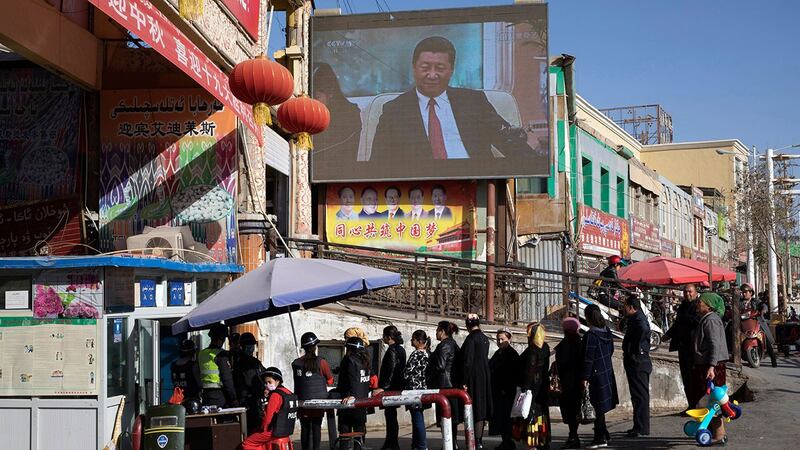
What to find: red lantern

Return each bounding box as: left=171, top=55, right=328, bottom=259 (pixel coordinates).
left=229, top=55, right=294, bottom=126
left=277, top=95, right=330, bottom=149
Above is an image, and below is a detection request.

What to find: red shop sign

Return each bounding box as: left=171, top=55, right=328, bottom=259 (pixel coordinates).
left=578, top=204, right=630, bottom=258
left=631, top=217, right=660, bottom=253
left=91, top=0, right=262, bottom=144
left=222, top=0, right=260, bottom=40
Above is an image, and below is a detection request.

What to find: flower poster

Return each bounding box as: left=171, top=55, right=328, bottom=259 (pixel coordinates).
left=33, top=270, right=102, bottom=319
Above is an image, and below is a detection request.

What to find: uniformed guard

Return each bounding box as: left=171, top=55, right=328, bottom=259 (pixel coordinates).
left=199, top=323, right=238, bottom=408
left=171, top=339, right=202, bottom=403
left=233, top=332, right=267, bottom=434
left=332, top=336, right=375, bottom=449
left=240, top=367, right=299, bottom=450
left=292, top=332, right=335, bottom=450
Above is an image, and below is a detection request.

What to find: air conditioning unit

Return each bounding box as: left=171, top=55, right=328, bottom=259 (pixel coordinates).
left=125, top=226, right=210, bottom=263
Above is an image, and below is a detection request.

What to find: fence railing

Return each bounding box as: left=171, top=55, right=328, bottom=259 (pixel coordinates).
left=286, top=238, right=691, bottom=327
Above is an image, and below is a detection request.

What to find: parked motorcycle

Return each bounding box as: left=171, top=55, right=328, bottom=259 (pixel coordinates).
left=741, top=309, right=766, bottom=368
left=569, top=291, right=664, bottom=351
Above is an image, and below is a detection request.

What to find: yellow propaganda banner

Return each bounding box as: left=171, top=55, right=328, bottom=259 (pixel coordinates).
left=325, top=181, right=476, bottom=258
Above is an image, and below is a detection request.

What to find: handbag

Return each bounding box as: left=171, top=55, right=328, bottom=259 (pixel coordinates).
left=510, top=387, right=533, bottom=419
left=580, top=388, right=596, bottom=424
left=548, top=361, right=561, bottom=406
left=167, top=386, right=185, bottom=405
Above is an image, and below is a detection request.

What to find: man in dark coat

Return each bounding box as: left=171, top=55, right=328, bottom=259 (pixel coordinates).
left=370, top=36, right=533, bottom=169
left=556, top=317, right=584, bottom=449
left=664, top=283, right=700, bottom=410
left=489, top=329, right=519, bottom=450
left=622, top=296, right=652, bottom=437
left=461, top=314, right=492, bottom=449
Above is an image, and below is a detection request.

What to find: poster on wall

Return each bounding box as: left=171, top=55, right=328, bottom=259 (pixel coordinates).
left=0, top=317, right=98, bottom=396
left=99, top=89, right=238, bottom=263
left=325, top=181, right=476, bottom=258
left=577, top=204, right=630, bottom=258
left=311, top=4, right=550, bottom=182
left=0, top=68, right=81, bottom=203
left=33, top=269, right=102, bottom=319
left=631, top=217, right=660, bottom=253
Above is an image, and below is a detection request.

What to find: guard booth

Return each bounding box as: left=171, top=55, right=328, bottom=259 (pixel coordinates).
left=0, top=256, right=239, bottom=449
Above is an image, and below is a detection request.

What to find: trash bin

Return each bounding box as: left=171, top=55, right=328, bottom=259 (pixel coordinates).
left=143, top=404, right=185, bottom=450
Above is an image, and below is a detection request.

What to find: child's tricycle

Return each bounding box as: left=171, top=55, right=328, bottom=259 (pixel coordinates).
left=683, top=381, right=742, bottom=446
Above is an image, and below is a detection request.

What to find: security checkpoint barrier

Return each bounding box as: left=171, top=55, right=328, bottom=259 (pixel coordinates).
left=301, top=389, right=475, bottom=450
left=301, top=392, right=455, bottom=450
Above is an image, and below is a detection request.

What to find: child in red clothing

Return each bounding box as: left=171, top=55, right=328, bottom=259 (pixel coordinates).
left=240, top=367, right=298, bottom=450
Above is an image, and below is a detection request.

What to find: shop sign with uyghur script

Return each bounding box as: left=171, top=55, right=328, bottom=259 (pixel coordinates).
left=578, top=204, right=630, bottom=258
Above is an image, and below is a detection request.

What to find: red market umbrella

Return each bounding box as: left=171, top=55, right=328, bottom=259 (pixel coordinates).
left=617, top=256, right=737, bottom=286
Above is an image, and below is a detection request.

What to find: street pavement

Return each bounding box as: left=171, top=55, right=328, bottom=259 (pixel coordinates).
left=319, top=355, right=800, bottom=449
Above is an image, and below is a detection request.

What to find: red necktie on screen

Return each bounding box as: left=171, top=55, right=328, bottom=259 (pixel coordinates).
left=427, top=98, right=447, bottom=159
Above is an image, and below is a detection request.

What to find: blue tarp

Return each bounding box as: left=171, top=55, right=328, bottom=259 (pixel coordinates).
left=0, top=256, right=243, bottom=273
left=172, top=258, right=401, bottom=334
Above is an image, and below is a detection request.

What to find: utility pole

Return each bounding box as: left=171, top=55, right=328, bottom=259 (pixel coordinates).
left=747, top=146, right=756, bottom=289
left=766, top=148, right=780, bottom=314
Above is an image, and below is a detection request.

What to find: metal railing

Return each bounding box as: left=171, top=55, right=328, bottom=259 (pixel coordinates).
left=286, top=238, right=690, bottom=328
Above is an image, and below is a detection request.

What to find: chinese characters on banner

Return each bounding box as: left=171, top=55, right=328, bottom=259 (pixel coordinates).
left=99, top=89, right=238, bottom=264
left=578, top=204, right=630, bottom=258
left=88, top=0, right=261, bottom=143
left=325, top=181, right=476, bottom=258
left=0, top=317, right=98, bottom=396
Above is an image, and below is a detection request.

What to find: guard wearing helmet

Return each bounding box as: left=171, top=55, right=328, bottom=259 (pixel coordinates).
left=292, top=332, right=335, bottom=450
left=199, top=323, right=238, bottom=408
left=332, top=336, right=377, bottom=448
left=240, top=367, right=299, bottom=450
left=171, top=339, right=202, bottom=403
left=234, top=332, right=267, bottom=434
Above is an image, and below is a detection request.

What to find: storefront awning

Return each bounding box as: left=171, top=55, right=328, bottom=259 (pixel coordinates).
left=89, top=0, right=263, bottom=145
left=629, top=158, right=663, bottom=196
left=0, top=256, right=243, bottom=273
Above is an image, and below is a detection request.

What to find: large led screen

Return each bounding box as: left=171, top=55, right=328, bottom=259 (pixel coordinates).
left=311, top=4, right=549, bottom=182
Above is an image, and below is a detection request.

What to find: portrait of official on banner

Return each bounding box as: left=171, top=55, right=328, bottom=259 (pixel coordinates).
left=326, top=181, right=476, bottom=258
left=311, top=4, right=549, bottom=182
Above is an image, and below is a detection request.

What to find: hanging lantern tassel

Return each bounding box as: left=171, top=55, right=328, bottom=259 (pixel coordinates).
left=296, top=132, right=312, bottom=150
left=253, top=103, right=272, bottom=126
left=179, top=0, right=204, bottom=20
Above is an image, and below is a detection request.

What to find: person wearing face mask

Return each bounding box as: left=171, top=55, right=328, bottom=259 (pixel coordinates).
left=240, top=367, right=298, bottom=450
left=489, top=329, right=519, bottom=450
left=233, top=332, right=267, bottom=435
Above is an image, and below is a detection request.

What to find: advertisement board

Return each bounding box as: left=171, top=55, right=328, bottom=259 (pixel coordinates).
left=0, top=317, right=98, bottom=396
left=99, top=89, right=239, bottom=263
left=221, top=0, right=260, bottom=40
left=325, top=181, right=476, bottom=257
left=692, top=186, right=705, bottom=217
left=311, top=4, right=549, bottom=182
left=578, top=204, right=630, bottom=258
left=631, top=217, right=660, bottom=253
left=33, top=270, right=103, bottom=319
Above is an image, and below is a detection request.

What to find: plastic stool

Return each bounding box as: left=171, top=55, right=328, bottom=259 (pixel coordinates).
left=270, top=436, right=294, bottom=450
left=333, top=432, right=366, bottom=450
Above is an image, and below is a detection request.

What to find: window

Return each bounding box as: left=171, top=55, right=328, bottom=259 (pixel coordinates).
left=0, top=277, right=31, bottom=310
left=616, top=176, right=625, bottom=217
left=107, top=318, right=129, bottom=397
left=516, top=177, right=548, bottom=195
left=582, top=157, right=593, bottom=207
left=600, top=168, right=610, bottom=213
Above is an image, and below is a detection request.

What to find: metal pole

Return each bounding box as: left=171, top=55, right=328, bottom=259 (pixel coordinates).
left=487, top=180, right=497, bottom=322
left=732, top=287, right=742, bottom=366
left=767, top=148, right=780, bottom=314
left=708, top=232, right=714, bottom=287
left=748, top=146, right=757, bottom=288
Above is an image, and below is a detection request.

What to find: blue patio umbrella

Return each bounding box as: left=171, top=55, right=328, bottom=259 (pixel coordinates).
left=172, top=257, right=401, bottom=335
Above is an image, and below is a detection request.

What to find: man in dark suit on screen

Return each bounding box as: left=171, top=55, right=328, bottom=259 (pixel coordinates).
left=370, top=36, right=533, bottom=163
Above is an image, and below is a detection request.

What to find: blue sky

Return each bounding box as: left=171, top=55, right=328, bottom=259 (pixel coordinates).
left=270, top=0, right=800, bottom=151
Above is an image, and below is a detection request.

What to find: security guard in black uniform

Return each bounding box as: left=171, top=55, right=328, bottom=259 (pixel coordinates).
left=622, top=295, right=652, bottom=437
left=171, top=339, right=203, bottom=403
left=332, top=337, right=373, bottom=449
left=199, top=323, right=238, bottom=408
left=292, top=332, right=335, bottom=450
left=234, top=332, right=267, bottom=434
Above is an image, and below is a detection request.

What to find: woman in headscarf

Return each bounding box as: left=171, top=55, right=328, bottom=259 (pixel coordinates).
left=516, top=322, right=551, bottom=450
left=489, top=329, right=519, bottom=450
left=555, top=317, right=584, bottom=449
left=344, top=327, right=370, bottom=347
left=691, top=292, right=730, bottom=445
